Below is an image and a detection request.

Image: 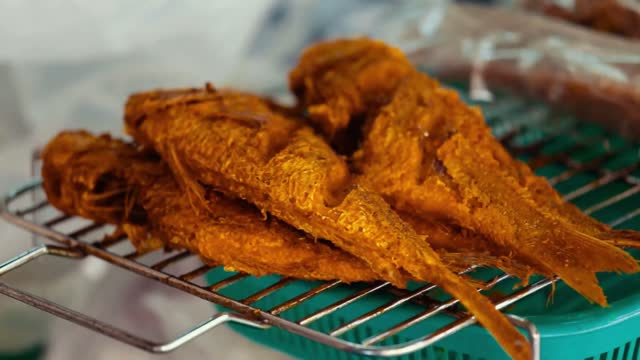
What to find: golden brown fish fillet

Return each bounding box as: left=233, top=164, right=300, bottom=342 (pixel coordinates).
left=41, top=130, right=381, bottom=282
left=289, top=39, right=639, bottom=306
left=124, top=87, right=530, bottom=360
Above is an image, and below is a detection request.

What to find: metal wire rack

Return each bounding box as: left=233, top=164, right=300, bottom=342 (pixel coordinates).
left=1, top=95, right=639, bottom=359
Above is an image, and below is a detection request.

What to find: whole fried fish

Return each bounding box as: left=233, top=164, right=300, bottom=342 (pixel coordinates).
left=289, top=38, right=639, bottom=306
left=41, top=130, right=380, bottom=281
left=124, top=86, right=531, bottom=360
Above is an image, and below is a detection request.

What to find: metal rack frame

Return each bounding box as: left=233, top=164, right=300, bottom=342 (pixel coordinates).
left=1, top=180, right=547, bottom=358
left=1, top=111, right=639, bottom=358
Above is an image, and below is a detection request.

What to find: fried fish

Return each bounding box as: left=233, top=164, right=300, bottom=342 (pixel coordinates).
left=42, top=130, right=532, bottom=282
left=289, top=38, right=639, bottom=306
left=289, top=38, right=414, bottom=142
left=124, top=86, right=530, bottom=359
left=41, top=130, right=381, bottom=282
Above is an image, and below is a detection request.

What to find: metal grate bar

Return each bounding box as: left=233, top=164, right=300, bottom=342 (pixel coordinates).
left=207, top=273, right=250, bottom=292
left=362, top=273, right=513, bottom=345
left=400, top=277, right=553, bottom=356
left=548, top=150, right=626, bottom=186
left=480, top=273, right=511, bottom=290
left=15, top=199, right=49, bottom=216
left=521, top=131, right=614, bottom=169
left=0, top=281, right=267, bottom=354
left=329, top=283, right=441, bottom=337
left=68, top=223, right=106, bottom=238
left=42, top=214, right=71, bottom=227
left=297, top=283, right=390, bottom=326
left=584, top=185, right=640, bottom=215
left=507, top=131, right=559, bottom=156
left=563, top=164, right=639, bottom=201
left=268, top=281, right=342, bottom=315
left=505, top=119, right=585, bottom=152
left=626, top=174, right=640, bottom=186
left=124, top=250, right=145, bottom=260
left=0, top=211, right=266, bottom=314
left=527, top=142, right=591, bottom=170
left=387, top=272, right=511, bottom=302
left=364, top=298, right=458, bottom=346
left=609, top=208, right=640, bottom=228
left=508, top=138, right=548, bottom=156
left=0, top=282, right=159, bottom=350
left=151, top=251, right=194, bottom=271
left=92, top=233, right=128, bottom=249
left=329, top=267, right=480, bottom=336
left=179, top=265, right=212, bottom=281
left=241, top=278, right=296, bottom=305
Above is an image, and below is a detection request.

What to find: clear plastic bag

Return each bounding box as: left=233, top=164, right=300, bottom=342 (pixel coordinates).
left=391, top=4, right=640, bottom=137
left=524, top=0, right=640, bottom=38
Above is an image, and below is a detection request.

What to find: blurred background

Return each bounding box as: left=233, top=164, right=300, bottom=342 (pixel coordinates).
left=1, top=0, right=639, bottom=359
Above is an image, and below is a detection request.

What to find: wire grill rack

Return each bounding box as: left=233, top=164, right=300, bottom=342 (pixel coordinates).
left=1, top=94, right=640, bottom=359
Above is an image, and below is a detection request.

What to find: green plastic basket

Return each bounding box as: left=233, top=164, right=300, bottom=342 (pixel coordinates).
left=206, top=88, right=640, bottom=360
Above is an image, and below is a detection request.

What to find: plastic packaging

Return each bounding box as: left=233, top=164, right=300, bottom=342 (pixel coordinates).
left=524, top=0, right=640, bottom=38
left=384, top=4, right=640, bottom=138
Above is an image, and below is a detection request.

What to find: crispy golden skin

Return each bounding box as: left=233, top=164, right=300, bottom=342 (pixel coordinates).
left=41, top=130, right=532, bottom=282
left=289, top=38, right=640, bottom=243
left=41, top=130, right=382, bottom=282
left=289, top=39, right=639, bottom=306
left=42, top=130, right=532, bottom=282
left=289, top=38, right=540, bottom=277
left=401, top=212, right=540, bottom=283
left=124, top=87, right=530, bottom=360
left=514, top=161, right=640, bottom=247
left=357, top=73, right=638, bottom=306
left=289, top=38, right=414, bottom=141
